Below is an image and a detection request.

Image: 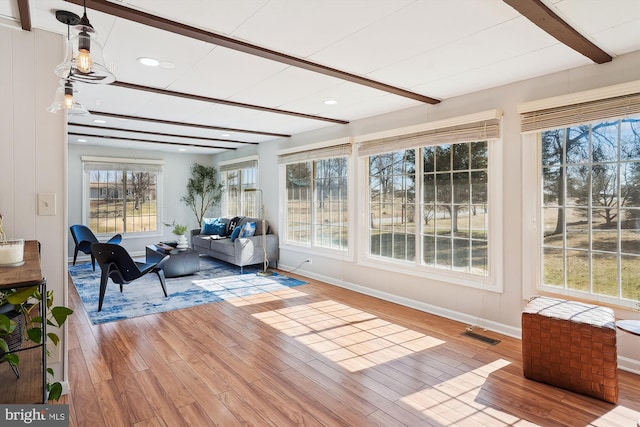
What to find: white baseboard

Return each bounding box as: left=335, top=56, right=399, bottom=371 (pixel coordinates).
left=285, top=265, right=640, bottom=374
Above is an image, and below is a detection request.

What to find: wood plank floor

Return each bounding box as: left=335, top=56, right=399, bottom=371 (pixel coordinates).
left=54, top=266, right=640, bottom=426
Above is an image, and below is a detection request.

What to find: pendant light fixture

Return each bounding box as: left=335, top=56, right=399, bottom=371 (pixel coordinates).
left=48, top=10, right=89, bottom=116
left=54, top=1, right=115, bottom=84
left=47, top=79, right=90, bottom=116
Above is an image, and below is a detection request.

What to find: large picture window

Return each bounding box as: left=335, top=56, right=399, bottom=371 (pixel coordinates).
left=82, top=157, right=163, bottom=235
left=520, top=87, right=640, bottom=307
left=540, top=119, right=640, bottom=302
left=220, top=158, right=258, bottom=217
left=358, top=111, right=501, bottom=289
left=279, top=142, right=350, bottom=251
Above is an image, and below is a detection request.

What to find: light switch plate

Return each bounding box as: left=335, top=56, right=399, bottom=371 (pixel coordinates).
left=38, top=193, right=56, bottom=216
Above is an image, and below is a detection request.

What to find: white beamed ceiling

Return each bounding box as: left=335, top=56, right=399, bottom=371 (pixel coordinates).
left=2, top=0, right=639, bottom=154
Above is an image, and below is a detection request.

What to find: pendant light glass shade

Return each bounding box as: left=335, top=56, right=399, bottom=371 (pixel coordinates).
left=47, top=80, right=89, bottom=116
left=54, top=11, right=115, bottom=84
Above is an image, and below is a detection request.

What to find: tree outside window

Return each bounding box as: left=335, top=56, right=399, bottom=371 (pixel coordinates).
left=85, top=163, right=160, bottom=235
left=541, top=118, right=640, bottom=302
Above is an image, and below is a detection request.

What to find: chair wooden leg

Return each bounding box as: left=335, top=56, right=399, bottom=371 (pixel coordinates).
left=73, top=247, right=79, bottom=266
left=98, top=269, right=109, bottom=312
left=154, top=268, right=168, bottom=297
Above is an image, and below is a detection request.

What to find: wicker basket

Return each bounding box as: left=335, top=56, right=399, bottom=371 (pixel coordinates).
left=522, top=296, right=618, bottom=403
left=0, top=309, right=25, bottom=357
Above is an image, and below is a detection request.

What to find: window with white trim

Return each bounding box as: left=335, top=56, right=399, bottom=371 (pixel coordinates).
left=82, top=157, right=163, bottom=236
left=279, top=142, right=350, bottom=250
left=358, top=111, right=502, bottom=289
left=221, top=159, right=257, bottom=217
left=520, top=89, right=640, bottom=306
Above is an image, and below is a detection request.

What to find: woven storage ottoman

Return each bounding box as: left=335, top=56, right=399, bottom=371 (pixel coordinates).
left=522, top=296, right=618, bottom=403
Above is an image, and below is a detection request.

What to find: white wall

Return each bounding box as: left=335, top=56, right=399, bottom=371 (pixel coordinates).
left=215, top=50, right=640, bottom=371
left=67, top=144, right=213, bottom=258
left=0, top=26, right=68, bottom=383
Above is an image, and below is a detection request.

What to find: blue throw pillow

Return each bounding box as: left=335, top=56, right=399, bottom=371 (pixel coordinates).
left=202, top=217, right=226, bottom=235
left=230, top=225, right=242, bottom=242
left=239, top=221, right=256, bottom=238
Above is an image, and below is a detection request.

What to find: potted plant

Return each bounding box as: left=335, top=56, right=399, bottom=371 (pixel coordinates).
left=164, top=221, right=189, bottom=250
left=181, top=163, right=224, bottom=226
left=0, top=214, right=73, bottom=401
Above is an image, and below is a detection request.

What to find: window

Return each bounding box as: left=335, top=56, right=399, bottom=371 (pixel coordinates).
left=358, top=110, right=502, bottom=289
left=82, top=157, right=163, bottom=235
left=220, top=158, right=257, bottom=217
left=279, top=141, right=350, bottom=251
left=369, top=150, right=415, bottom=261
left=519, top=86, right=640, bottom=307
left=540, top=119, right=640, bottom=302
left=422, top=141, right=488, bottom=274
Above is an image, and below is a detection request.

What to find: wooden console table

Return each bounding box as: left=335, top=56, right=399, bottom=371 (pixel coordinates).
left=0, top=240, right=47, bottom=403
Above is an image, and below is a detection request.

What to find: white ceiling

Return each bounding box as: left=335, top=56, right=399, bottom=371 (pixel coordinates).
left=2, top=0, right=640, bottom=154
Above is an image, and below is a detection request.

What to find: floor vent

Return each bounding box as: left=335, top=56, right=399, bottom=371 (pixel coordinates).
left=462, top=330, right=501, bottom=345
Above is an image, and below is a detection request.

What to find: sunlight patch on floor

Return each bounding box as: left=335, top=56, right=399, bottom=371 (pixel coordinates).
left=253, top=300, right=445, bottom=371
left=226, top=287, right=308, bottom=306
left=400, top=359, right=530, bottom=426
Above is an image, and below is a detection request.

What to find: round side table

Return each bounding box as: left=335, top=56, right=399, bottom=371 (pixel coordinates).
left=616, top=320, right=640, bottom=427
left=616, top=319, right=640, bottom=336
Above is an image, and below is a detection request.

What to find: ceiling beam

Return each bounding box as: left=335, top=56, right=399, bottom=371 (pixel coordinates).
left=16, top=0, right=31, bottom=31
left=112, top=81, right=349, bottom=125
left=64, top=0, right=441, bottom=105
left=87, top=111, right=291, bottom=138
left=503, top=0, right=612, bottom=64
left=68, top=132, right=237, bottom=150
left=68, top=123, right=258, bottom=145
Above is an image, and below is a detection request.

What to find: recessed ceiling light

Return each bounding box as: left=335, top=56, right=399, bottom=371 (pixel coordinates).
left=93, top=119, right=106, bottom=124
left=77, top=139, right=87, bottom=142
left=159, top=61, right=176, bottom=70
left=221, top=133, right=231, bottom=137
left=178, top=148, right=186, bottom=152
left=323, top=99, right=338, bottom=105
left=137, top=57, right=160, bottom=67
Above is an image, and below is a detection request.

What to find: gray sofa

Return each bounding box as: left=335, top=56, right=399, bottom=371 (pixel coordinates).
left=190, top=216, right=279, bottom=272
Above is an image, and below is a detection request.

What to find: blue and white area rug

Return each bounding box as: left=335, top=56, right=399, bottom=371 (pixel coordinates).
left=69, top=257, right=307, bottom=325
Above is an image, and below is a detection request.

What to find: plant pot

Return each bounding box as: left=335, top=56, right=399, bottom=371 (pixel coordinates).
left=176, top=234, right=188, bottom=251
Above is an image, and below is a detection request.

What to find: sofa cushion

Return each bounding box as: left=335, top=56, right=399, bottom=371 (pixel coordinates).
left=239, top=221, right=256, bottom=238
left=227, top=216, right=245, bottom=237
left=201, top=217, right=227, bottom=235
left=230, top=225, right=242, bottom=242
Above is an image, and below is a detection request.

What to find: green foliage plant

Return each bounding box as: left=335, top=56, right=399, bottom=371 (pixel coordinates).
left=0, top=287, right=73, bottom=401
left=181, top=163, right=224, bottom=226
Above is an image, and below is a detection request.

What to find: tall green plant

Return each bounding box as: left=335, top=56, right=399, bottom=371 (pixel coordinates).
left=181, top=163, right=224, bottom=226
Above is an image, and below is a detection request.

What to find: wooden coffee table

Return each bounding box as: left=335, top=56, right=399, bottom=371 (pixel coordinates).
left=146, top=245, right=200, bottom=278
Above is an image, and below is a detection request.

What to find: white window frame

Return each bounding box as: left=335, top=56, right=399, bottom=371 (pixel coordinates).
left=356, top=110, right=504, bottom=292
left=278, top=138, right=354, bottom=261
left=219, top=156, right=259, bottom=217
left=81, top=156, right=164, bottom=238
left=520, top=81, right=640, bottom=308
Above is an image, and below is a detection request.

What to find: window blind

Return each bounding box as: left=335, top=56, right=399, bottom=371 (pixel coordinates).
left=277, top=142, right=352, bottom=164
left=520, top=92, right=640, bottom=133
left=220, top=159, right=258, bottom=172
left=357, top=119, right=500, bottom=157
left=82, top=161, right=163, bottom=173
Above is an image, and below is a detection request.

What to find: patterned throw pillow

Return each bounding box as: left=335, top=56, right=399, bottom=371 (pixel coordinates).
left=239, top=221, right=256, bottom=238
left=201, top=218, right=226, bottom=235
